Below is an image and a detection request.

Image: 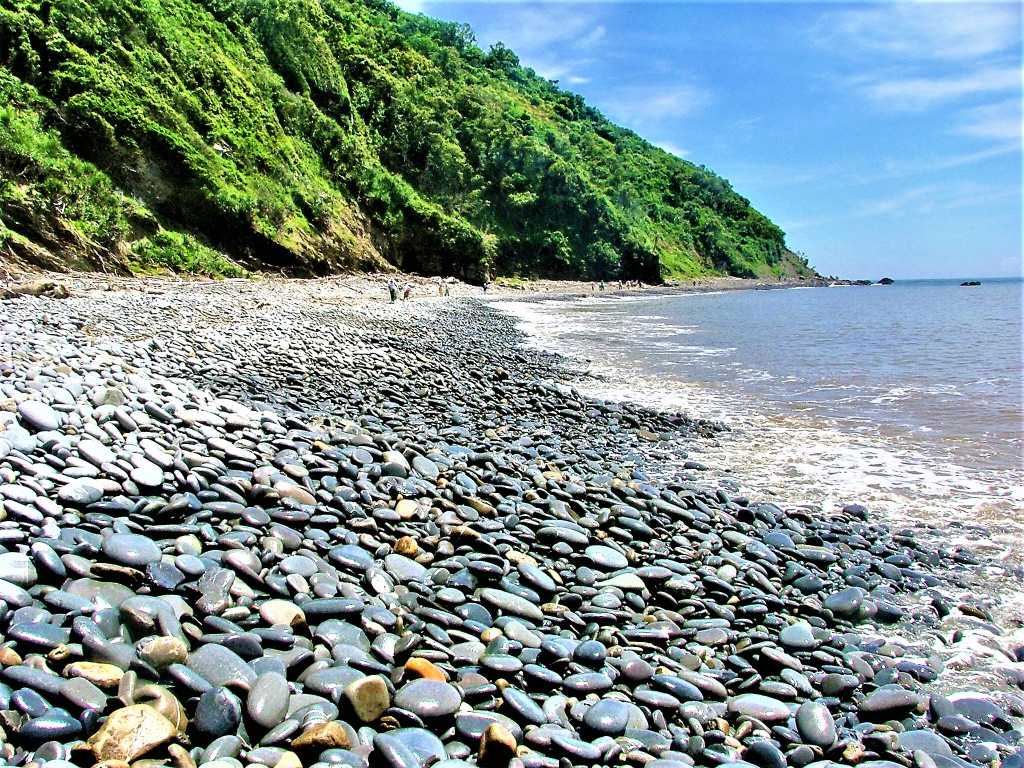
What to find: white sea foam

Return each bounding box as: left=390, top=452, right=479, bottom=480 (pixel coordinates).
left=494, top=294, right=1024, bottom=669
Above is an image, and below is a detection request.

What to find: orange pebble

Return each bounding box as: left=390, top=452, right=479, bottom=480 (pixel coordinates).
left=404, top=657, right=447, bottom=682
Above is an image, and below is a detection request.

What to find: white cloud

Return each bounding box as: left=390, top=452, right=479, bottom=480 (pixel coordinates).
left=850, top=184, right=941, bottom=218
left=392, top=0, right=428, bottom=13
left=814, top=3, right=1020, bottom=61
left=602, top=82, right=711, bottom=129
left=653, top=140, right=690, bottom=158
left=464, top=4, right=609, bottom=82
left=870, top=144, right=1021, bottom=180
left=859, top=66, right=1021, bottom=111
left=957, top=97, right=1023, bottom=140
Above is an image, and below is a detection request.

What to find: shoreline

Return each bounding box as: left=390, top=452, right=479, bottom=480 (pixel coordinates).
left=0, top=278, right=1021, bottom=768
left=2, top=268, right=833, bottom=304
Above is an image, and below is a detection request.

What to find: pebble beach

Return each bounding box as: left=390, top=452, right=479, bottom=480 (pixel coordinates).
left=0, top=275, right=1021, bottom=768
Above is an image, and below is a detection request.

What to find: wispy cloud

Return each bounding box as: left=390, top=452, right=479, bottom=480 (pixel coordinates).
left=392, top=0, right=428, bottom=13
left=871, top=144, right=1021, bottom=180
left=785, top=181, right=1018, bottom=231
left=462, top=3, right=609, bottom=81
left=856, top=184, right=943, bottom=217
left=813, top=3, right=1021, bottom=61
left=957, top=97, right=1023, bottom=141
left=602, top=82, right=711, bottom=130
left=652, top=140, right=690, bottom=158
left=858, top=66, right=1021, bottom=111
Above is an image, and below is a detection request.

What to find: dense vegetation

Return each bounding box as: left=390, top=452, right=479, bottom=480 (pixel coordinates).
left=0, top=0, right=815, bottom=280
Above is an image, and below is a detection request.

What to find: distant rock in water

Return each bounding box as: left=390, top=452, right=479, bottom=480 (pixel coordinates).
left=960, top=280, right=981, bottom=286
left=878, top=277, right=895, bottom=285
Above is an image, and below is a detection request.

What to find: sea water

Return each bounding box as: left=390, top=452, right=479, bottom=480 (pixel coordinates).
left=496, top=278, right=1024, bottom=623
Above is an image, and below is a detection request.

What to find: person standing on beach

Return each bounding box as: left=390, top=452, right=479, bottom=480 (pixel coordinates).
left=387, top=278, right=398, bottom=303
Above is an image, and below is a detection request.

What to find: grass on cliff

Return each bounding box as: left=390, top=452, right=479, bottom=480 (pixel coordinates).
left=0, top=0, right=814, bottom=282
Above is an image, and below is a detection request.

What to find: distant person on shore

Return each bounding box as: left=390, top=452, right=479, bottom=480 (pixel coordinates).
left=387, top=278, right=398, bottom=303
left=444, top=283, right=451, bottom=296
left=438, top=282, right=444, bottom=296
left=599, top=280, right=606, bottom=291
left=403, top=283, right=413, bottom=300
left=482, top=281, right=489, bottom=293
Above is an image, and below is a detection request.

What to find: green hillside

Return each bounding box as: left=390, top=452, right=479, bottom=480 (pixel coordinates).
left=0, top=0, right=816, bottom=281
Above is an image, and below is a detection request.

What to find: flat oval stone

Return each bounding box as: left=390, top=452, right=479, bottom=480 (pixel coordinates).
left=779, top=621, right=816, bottom=650
left=79, top=439, right=117, bottom=467
left=477, top=588, right=544, bottom=622
left=187, top=644, right=257, bottom=688
left=18, top=400, right=60, bottom=432
left=195, top=687, right=242, bottom=738
left=248, top=672, right=290, bottom=729
left=460, top=712, right=526, bottom=748
left=563, top=672, right=613, bottom=696
left=899, top=729, right=953, bottom=757
left=586, top=545, right=628, bottom=570
left=796, top=701, right=836, bottom=748
left=394, top=679, right=462, bottom=720
left=728, top=694, right=792, bottom=723
left=19, top=708, right=82, bottom=741
left=374, top=728, right=446, bottom=767
left=131, top=459, right=164, bottom=488
left=583, top=698, right=632, bottom=736
left=860, top=688, right=924, bottom=720
left=0, top=552, right=37, bottom=587
left=102, top=534, right=162, bottom=568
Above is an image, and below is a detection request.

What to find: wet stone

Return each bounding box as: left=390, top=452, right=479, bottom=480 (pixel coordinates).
left=394, top=679, right=462, bottom=720
left=247, top=672, right=290, bottom=729
left=477, top=588, right=544, bottom=622
left=342, top=675, right=390, bottom=723
left=779, top=622, right=816, bottom=650
left=102, top=534, right=162, bottom=568
left=194, top=687, right=242, bottom=738
left=187, top=644, right=257, bottom=688
left=563, top=672, right=613, bottom=696
left=728, top=694, right=792, bottom=723
left=582, top=698, right=633, bottom=737
left=899, top=730, right=953, bottom=757
left=0, top=552, right=37, bottom=587
left=57, top=479, right=105, bottom=505
left=795, top=701, right=836, bottom=749
left=860, top=688, right=924, bottom=720
left=586, top=545, right=628, bottom=570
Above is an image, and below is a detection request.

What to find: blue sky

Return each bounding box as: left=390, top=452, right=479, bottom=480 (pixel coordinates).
left=391, top=0, right=1022, bottom=279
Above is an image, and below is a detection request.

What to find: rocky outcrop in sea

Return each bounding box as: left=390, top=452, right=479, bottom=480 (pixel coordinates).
left=0, top=279, right=1020, bottom=768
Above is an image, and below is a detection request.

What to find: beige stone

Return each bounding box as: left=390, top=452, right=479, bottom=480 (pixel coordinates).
left=88, top=705, right=177, bottom=762
left=341, top=675, right=390, bottom=723
left=136, top=637, right=188, bottom=669
left=65, top=662, right=124, bottom=689
left=167, top=744, right=196, bottom=768
left=133, top=685, right=188, bottom=734
left=395, top=500, right=420, bottom=519
left=259, top=599, right=306, bottom=628
left=478, top=722, right=517, bottom=767
left=273, top=481, right=316, bottom=507
left=291, top=721, right=350, bottom=753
